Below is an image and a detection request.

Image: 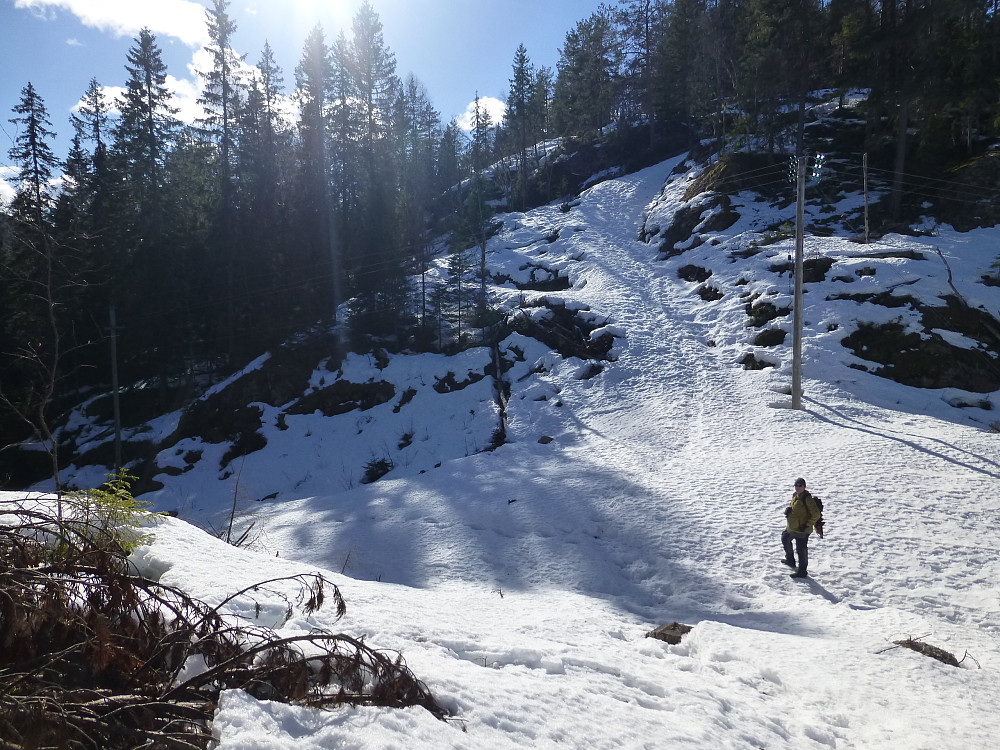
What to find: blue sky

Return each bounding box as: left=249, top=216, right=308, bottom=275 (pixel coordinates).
left=1, top=0, right=609, bottom=198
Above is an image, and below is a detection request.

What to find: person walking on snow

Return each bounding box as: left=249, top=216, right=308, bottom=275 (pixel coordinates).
left=782, top=477, right=823, bottom=579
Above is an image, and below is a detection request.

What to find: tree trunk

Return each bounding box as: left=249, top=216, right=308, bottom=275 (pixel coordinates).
left=890, top=99, right=909, bottom=219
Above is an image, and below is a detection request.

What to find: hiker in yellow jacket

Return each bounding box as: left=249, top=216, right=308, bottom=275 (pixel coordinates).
left=782, top=477, right=823, bottom=579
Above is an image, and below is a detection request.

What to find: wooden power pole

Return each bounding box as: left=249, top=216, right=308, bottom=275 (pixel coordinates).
left=792, top=156, right=806, bottom=410
left=109, top=304, right=122, bottom=471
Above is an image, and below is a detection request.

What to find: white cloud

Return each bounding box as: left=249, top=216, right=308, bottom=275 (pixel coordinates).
left=14, top=0, right=210, bottom=47
left=70, top=79, right=201, bottom=127
left=71, top=85, right=125, bottom=117
left=17, top=0, right=289, bottom=134
left=14, top=1, right=221, bottom=128
left=66, top=37, right=83, bottom=46
left=456, top=96, right=506, bottom=131
left=67, top=49, right=284, bottom=130
left=187, top=46, right=259, bottom=85
left=0, top=167, right=17, bottom=207
left=167, top=74, right=204, bottom=125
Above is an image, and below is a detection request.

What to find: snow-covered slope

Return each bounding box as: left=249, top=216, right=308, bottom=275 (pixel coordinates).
left=20, top=151, right=1000, bottom=748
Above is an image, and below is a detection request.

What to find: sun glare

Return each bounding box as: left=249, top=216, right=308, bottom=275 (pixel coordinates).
left=281, top=0, right=357, bottom=35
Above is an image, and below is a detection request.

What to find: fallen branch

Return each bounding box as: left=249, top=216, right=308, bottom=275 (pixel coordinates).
left=0, top=496, right=447, bottom=749
left=877, top=634, right=961, bottom=667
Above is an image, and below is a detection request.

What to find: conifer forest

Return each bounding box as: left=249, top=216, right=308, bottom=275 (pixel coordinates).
left=3, top=0, right=1000, bottom=465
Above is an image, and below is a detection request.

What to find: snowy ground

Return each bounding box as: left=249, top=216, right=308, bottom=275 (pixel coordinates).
left=13, top=155, right=1000, bottom=748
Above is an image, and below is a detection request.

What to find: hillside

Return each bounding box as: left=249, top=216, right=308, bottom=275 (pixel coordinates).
left=10, top=115, right=1000, bottom=746
left=36, top=102, right=1000, bottom=507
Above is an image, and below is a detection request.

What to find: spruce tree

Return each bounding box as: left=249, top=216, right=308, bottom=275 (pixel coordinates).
left=656, top=0, right=707, bottom=129
left=617, top=0, right=667, bottom=144
left=553, top=10, right=621, bottom=137
left=112, top=28, right=181, bottom=387
left=237, top=42, right=293, bottom=345
left=8, top=83, right=57, bottom=230
left=436, top=120, right=464, bottom=194
left=330, top=31, right=360, bottom=234
left=198, top=0, right=244, bottom=194
left=528, top=66, right=554, bottom=152
left=506, top=44, right=534, bottom=210
left=344, top=1, right=407, bottom=342
left=115, top=29, right=177, bottom=228
left=394, top=74, right=440, bottom=318
left=198, top=0, right=249, bottom=364
left=3, top=83, right=65, bottom=493
left=293, top=24, right=336, bottom=324
left=70, top=78, right=113, bottom=253
left=464, top=96, right=497, bottom=318
left=527, top=67, right=554, bottom=201
left=347, top=1, right=399, bottom=165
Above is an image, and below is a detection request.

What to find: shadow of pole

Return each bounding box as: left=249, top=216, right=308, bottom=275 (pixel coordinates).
left=804, top=396, right=1000, bottom=480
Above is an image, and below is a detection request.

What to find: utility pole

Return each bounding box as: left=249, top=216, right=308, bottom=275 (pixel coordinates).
left=863, top=152, right=870, bottom=244
left=109, top=304, right=122, bottom=471
left=792, top=156, right=806, bottom=410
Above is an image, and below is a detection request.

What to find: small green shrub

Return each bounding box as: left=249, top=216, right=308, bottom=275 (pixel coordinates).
left=64, top=468, right=151, bottom=553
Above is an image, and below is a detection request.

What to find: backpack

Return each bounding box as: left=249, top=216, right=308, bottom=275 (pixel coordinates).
left=812, top=495, right=825, bottom=535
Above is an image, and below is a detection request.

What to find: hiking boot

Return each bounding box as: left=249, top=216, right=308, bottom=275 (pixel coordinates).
left=789, top=571, right=808, bottom=579
left=782, top=558, right=796, bottom=568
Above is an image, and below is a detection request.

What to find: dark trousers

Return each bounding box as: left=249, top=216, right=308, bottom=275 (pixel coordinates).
left=782, top=530, right=809, bottom=573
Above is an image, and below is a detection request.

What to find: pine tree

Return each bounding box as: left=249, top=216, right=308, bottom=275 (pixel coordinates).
left=198, top=0, right=249, bottom=364
left=461, top=96, right=498, bottom=318
left=237, top=41, right=292, bottom=340
left=293, top=24, right=336, bottom=324
left=112, top=28, right=181, bottom=387
left=506, top=44, right=534, bottom=210
left=198, top=0, right=245, bottom=198
left=347, top=1, right=399, bottom=165
left=445, top=247, right=474, bottom=349
left=61, top=79, right=120, bottom=394
left=70, top=78, right=113, bottom=240
left=114, top=28, right=178, bottom=241
left=64, top=78, right=115, bottom=281
left=655, top=0, right=707, bottom=129
left=3, top=83, right=65, bottom=493
left=50, top=132, right=104, bottom=376
left=617, top=0, right=667, bottom=144
left=394, top=74, right=440, bottom=325
left=528, top=66, right=554, bottom=152
left=469, top=94, right=495, bottom=175
left=700, top=0, right=745, bottom=147
left=553, top=9, right=622, bottom=137
left=8, top=83, right=57, bottom=230
left=828, top=0, right=876, bottom=107
left=330, top=31, right=361, bottom=228
left=256, top=41, right=288, bottom=166
left=436, top=119, right=464, bottom=194
left=343, top=2, right=408, bottom=342
left=73, top=78, right=112, bottom=162
left=734, top=0, right=824, bottom=154
left=527, top=66, right=555, bottom=202
left=238, top=47, right=287, bottom=219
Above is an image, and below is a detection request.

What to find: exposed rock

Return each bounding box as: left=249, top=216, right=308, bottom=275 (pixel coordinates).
left=646, top=622, right=693, bottom=644
left=842, top=321, right=1000, bottom=392
left=678, top=265, right=712, bottom=283
left=753, top=329, right=787, bottom=347
left=740, top=353, right=775, bottom=370
left=289, top=380, right=396, bottom=416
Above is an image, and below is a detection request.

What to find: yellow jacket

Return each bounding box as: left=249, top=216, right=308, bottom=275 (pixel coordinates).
left=786, top=490, right=822, bottom=534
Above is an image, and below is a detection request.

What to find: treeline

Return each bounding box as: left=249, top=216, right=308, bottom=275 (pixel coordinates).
left=3, top=0, right=1000, bottom=458
left=550, top=0, right=1000, bottom=165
